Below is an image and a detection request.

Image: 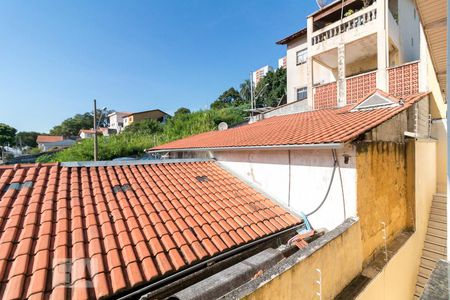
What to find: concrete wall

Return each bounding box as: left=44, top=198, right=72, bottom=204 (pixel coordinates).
left=356, top=142, right=413, bottom=262
left=418, top=20, right=447, bottom=193
left=357, top=140, right=437, bottom=300
left=215, top=145, right=357, bottom=231
left=432, top=120, right=447, bottom=193
left=398, top=0, right=421, bottom=63
left=241, top=219, right=363, bottom=300
left=346, top=54, right=377, bottom=78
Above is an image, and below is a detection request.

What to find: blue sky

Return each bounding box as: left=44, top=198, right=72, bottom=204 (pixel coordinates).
left=0, top=0, right=317, bottom=132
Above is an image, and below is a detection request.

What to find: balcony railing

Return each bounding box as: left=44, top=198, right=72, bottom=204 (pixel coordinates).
left=313, top=61, right=420, bottom=110
left=388, top=61, right=420, bottom=98
left=312, top=5, right=377, bottom=46
left=346, top=71, right=377, bottom=104
left=314, top=82, right=337, bottom=110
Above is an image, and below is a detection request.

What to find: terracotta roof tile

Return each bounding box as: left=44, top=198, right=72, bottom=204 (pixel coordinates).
left=151, top=92, right=428, bottom=151
left=0, top=161, right=300, bottom=299
left=36, top=135, right=65, bottom=144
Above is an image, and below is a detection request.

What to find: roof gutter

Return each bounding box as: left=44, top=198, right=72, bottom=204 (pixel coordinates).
left=148, top=143, right=345, bottom=153
left=117, top=223, right=303, bottom=300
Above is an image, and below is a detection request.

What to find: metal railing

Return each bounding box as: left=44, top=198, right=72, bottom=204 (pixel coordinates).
left=312, top=6, right=377, bottom=45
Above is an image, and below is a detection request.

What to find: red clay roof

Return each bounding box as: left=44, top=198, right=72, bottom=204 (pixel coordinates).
left=0, top=161, right=300, bottom=299
left=151, top=92, right=428, bottom=152
left=36, top=135, right=64, bottom=143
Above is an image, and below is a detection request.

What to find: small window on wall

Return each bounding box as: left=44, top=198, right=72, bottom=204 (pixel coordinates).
left=296, top=49, right=307, bottom=65
left=297, top=87, right=307, bottom=101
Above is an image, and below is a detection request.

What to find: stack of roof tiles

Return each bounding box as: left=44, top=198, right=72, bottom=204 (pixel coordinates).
left=0, top=161, right=300, bottom=299
left=151, top=92, right=428, bottom=151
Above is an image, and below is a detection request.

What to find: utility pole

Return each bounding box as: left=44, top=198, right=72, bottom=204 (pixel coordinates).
left=93, top=99, right=98, bottom=161
left=250, top=73, right=254, bottom=117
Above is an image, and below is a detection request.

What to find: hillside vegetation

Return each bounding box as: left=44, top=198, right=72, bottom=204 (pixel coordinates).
left=37, top=107, right=247, bottom=162
left=36, top=68, right=286, bottom=162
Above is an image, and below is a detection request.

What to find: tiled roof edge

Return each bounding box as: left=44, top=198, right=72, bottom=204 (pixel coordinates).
left=149, top=143, right=345, bottom=153
left=60, top=158, right=213, bottom=168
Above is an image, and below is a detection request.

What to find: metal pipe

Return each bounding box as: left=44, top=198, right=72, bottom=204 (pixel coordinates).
left=117, top=223, right=303, bottom=300
left=148, top=143, right=345, bottom=153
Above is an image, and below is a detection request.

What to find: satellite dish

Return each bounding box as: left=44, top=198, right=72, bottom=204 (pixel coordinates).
left=218, top=122, right=228, bottom=131
left=316, top=0, right=335, bottom=8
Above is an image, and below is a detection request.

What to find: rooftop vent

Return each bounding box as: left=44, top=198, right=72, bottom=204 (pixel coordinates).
left=196, top=176, right=209, bottom=183
left=2, top=181, right=34, bottom=193
left=350, top=92, right=399, bottom=112
left=112, top=184, right=132, bottom=193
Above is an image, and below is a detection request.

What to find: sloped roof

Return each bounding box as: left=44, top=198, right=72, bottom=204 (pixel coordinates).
left=276, top=27, right=307, bottom=45
left=150, top=91, right=428, bottom=152
left=36, top=135, right=64, bottom=143
left=0, top=160, right=300, bottom=299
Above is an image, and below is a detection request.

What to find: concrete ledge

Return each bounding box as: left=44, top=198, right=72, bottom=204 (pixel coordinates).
left=168, top=248, right=284, bottom=300
left=220, top=217, right=359, bottom=299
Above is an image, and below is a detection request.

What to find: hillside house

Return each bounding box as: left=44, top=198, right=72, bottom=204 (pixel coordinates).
left=122, top=109, right=170, bottom=129
left=36, top=135, right=75, bottom=151
left=107, top=111, right=130, bottom=133
left=79, top=128, right=111, bottom=139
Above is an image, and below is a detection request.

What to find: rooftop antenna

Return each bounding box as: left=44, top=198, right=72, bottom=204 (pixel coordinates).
left=316, top=0, right=334, bottom=9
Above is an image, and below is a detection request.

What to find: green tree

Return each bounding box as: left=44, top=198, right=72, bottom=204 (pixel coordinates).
left=254, top=68, right=287, bottom=107
left=50, top=110, right=112, bottom=137
left=15, top=131, right=41, bottom=148
left=174, top=107, right=191, bottom=117
left=0, top=123, right=17, bottom=146
left=210, top=87, right=243, bottom=109
left=122, top=119, right=163, bottom=134
left=239, top=79, right=252, bottom=103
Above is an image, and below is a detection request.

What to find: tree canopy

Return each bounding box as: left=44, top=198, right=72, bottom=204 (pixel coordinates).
left=174, top=107, right=191, bottom=117
left=210, top=87, right=245, bottom=109
left=50, top=110, right=112, bottom=137
left=15, top=131, right=41, bottom=148
left=0, top=123, right=17, bottom=147
left=122, top=119, right=163, bottom=134
left=254, top=68, right=287, bottom=108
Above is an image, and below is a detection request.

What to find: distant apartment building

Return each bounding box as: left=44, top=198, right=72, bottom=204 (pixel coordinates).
left=108, top=111, right=130, bottom=133
left=252, top=65, right=273, bottom=86
left=278, top=56, right=287, bottom=69
left=122, top=109, right=170, bottom=128
left=36, top=135, right=75, bottom=151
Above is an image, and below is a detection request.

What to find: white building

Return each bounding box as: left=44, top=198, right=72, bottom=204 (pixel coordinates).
left=36, top=135, right=75, bottom=151
left=278, top=56, right=287, bottom=69
left=108, top=112, right=129, bottom=133
left=252, top=65, right=273, bottom=86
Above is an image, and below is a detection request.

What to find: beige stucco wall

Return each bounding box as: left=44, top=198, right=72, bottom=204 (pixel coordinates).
left=357, top=140, right=437, bottom=300
left=346, top=54, right=377, bottom=77
left=243, top=220, right=363, bottom=300
left=356, top=142, right=412, bottom=262
left=286, top=36, right=335, bottom=103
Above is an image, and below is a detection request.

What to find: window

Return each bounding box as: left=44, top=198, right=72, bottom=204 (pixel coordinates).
left=296, top=49, right=307, bottom=65
left=296, top=87, right=307, bottom=101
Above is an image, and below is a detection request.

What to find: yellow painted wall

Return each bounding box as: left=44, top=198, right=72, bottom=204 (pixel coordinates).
left=243, top=221, right=363, bottom=300
left=357, top=140, right=437, bottom=300
left=356, top=142, right=412, bottom=262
